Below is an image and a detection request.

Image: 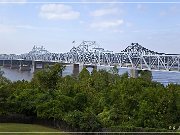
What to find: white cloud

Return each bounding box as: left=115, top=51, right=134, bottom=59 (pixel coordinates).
left=39, top=4, right=80, bottom=20
left=90, top=19, right=124, bottom=30
left=90, top=8, right=119, bottom=17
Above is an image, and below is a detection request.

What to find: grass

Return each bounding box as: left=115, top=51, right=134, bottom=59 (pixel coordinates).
left=0, top=123, right=70, bottom=135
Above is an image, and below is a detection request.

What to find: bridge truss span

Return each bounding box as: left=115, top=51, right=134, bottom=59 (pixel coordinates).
left=0, top=41, right=180, bottom=72
left=134, top=55, right=180, bottom=72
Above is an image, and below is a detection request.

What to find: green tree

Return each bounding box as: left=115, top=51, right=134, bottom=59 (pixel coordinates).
left=32, top=63, right=65, bottom=90
left=78, top=68, right=90, bottom=81
left=166, top=84, right=180, bottom=125
left=8, top=88, right=40, bottom=116
left=0, top=76, right=11, bottom=115
left=138, top=70, right=152, bottom=81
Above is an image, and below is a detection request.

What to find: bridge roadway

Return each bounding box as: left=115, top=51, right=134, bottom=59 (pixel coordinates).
left=0, top=41, right=180, bottom=78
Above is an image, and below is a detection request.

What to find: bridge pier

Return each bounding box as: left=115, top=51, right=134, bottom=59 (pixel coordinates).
left=10, top=60, right=20, bottom=69
left=32, top=61, right=45, bottom=72
left=0, top=60, right=3, bottom=66
left=73, top=64, right=79, bottom=76
left=3, top=60, right=11, bottom=68
left=19, top=61, right=31, bottom=71
left=130, top=68, right=138, bottom=78
left=32, top=61, right=59, bottom=72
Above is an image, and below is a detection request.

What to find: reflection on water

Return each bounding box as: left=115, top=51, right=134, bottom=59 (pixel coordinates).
left=1, top=66, right=180, bottom=85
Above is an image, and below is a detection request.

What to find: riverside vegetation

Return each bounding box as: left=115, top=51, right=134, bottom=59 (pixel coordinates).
left=0, top=64, right=179, bottom=132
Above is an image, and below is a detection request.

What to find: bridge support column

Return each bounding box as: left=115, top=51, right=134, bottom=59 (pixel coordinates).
left=32, top=61, right=46, bottom=72
left=0, top=60, right=3, bottom=66
left=19, top=61, right=31, bottom=71
left=32, top=61, right=53, bottom=72
left=130, top=68, right=138, bottom=78
left=91, top=65, right=97, bottom=70
left=10, top=60, right=20, bottom=69
left=3, top=60, right=11, bottom=68
left=94, top=65, right=97, bottom=70
left=73, top=64, right=79, bottom=76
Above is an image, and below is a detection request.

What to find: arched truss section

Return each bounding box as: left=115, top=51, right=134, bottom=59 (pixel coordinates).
left=121, top=43, right=165, bottom=56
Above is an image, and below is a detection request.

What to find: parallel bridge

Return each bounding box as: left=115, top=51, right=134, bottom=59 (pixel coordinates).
left=0, top=41, right=180, bottom=76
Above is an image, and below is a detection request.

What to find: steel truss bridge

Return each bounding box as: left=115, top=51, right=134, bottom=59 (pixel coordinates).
left=0, top=41, right=180, bottom=72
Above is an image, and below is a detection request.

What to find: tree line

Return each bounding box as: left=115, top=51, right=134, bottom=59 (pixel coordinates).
left=0, top=64, right=179, bottom=131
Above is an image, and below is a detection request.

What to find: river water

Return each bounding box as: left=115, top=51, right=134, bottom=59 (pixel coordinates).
left=1, top=66, right=180, bottom=85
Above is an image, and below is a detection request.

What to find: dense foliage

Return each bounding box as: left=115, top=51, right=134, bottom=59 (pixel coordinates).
left=0, top=64, right=179, bottom=131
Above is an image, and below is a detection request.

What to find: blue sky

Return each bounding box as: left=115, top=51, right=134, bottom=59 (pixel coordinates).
left=0, top=0, right=180, bottom=54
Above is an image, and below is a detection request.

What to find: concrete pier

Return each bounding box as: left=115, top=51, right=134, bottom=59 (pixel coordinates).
left=19, top=61, right=31, bottom=71
left=10, top=60, right=20, bottom=69
left=73, top=64, right=79, bottom=76
left=32, top=61, right=44, bottom=72
left=130, top=68, right=138, bottom=78
left=20, top=65, right=31, bottom=71
left=0, top=60, right=3, bottom=66
left=3, top=60, right=11, bottom=68
left=32, top=61, right=58, bottom=72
